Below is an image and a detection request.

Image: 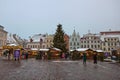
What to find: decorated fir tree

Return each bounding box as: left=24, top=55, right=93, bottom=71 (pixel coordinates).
left=53, top=24, right=67, bottom=53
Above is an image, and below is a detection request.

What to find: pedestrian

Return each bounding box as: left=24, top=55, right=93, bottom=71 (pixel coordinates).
left=83, top=53, right=87, bottom=64
left=14, top=50, right=20, bottom=61
left=93, top=53, right=97, bottom=64
left=62, top=53, right=65, bottom=59
left=25, top=51, right=28, bottom=59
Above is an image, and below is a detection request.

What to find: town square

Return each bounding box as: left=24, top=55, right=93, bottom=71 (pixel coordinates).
left=0, top=0, right=120, bottom=80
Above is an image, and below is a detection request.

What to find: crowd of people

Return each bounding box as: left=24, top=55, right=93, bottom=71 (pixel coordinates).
left=3, top=49, right=29, bottom=61
left=2, top=49, right=98, bottom=64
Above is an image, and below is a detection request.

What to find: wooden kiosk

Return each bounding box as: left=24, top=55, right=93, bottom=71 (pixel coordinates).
left=2, top=44, right=22, bottom=60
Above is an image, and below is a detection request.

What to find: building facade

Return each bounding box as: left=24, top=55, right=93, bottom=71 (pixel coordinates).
left=0, top=25, right=8, bottom=47
left=100, top=31, right=120, bottom=54
left=80, top=32, right=101, bottom=50
left=26, top=34, right=54, bottom=49
left=45, top=34, right=54, bottom=48
left=7, top=33, right=27, bottom=48
left=69, top=30, right=80, bottom=50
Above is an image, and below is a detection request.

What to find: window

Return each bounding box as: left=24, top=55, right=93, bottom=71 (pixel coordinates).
left=81, top=45, right=83, bottom=48
left=104, top=48, right=106, bottom=51
left=94, top=41, right=96, bottom=43
left=43, top=45, right=45, bottom=48
left=98, top=41, right=100, bottom=43
left=111, top=43, right=113, bottom=46
left=87, top=45, right=89, bottom=48
left=115, top=43, right=116, bottom=46
left=98, top=45, right=100, bottom=48
left=70, top=42, right=72, bottom=46
left=84, top=41, right=86, bottom=43
left=111, top=38, right=113, bottom=41
left=74, top=42, right=76, bottom=46
left=94, top=45, right=96, bottom=48
left=87, top=41, right=89, bottom=43
left=84, top=45, right=86, bottom=48
left=91, top=41, right=93, bottom=43
left=77, top=43, right=79, bottom=45
left=91, top=45, right=93, bottom=48
left=72, top=38, right=74, bottom=41
left=108, top=48, right=110, bottom=51
left=75, top=38, right=77, bottom=41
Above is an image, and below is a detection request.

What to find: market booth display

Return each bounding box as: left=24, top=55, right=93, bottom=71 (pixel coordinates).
left=70, top=48, right=95, bottom=60
left=48, top=48, right=61, bottom=59
left=96, top=50, right=104, bottom=61
left=30, top=48, right=38, bottom=56
left=2, top=44, right=23, bottom=60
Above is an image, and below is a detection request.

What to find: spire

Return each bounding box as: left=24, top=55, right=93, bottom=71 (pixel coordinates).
left=73, top=27, right=76, bottom=36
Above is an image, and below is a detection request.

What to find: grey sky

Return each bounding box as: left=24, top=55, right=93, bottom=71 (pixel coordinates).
left=0, top=0, right=120, bottom=39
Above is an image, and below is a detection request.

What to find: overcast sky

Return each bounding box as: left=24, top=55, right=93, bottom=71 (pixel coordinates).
left=0, top=0, right=120, bottom=39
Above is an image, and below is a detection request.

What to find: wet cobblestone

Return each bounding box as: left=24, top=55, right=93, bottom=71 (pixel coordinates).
left=0, top=58, right=120, bottom=80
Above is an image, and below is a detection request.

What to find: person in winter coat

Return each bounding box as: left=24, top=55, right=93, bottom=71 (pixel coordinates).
left=93, top=53, right=97, bottom=64
left=14, top=50, right=20, bottom=61
left=83, top=53, right=87, bottom=64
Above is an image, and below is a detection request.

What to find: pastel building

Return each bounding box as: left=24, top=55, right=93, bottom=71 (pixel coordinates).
left=100, top=30, right=120, bottom=54
left=69, top=30, right=81, bottom=50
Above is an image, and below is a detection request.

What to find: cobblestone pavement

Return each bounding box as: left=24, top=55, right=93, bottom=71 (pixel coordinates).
left=0, top=58, right=120, bottom=80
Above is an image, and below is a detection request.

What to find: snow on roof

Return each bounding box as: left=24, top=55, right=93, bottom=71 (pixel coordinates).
left=31, top=48, right=38, bottom=51
left=96, top=50, right=103, bottom=52
left=7, top=44, right=18, bottom=46
left=70, top=50, right=74, bottom=52
left=39, top=49, right=49, bottom=51
left=52, top=48, right=61, bottom=51
left=76, top=48, right=89, bottom=51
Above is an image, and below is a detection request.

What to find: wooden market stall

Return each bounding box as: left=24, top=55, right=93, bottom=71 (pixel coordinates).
left=71, top=48, right=95, bottom=59
left=96, top=50, right=104, bottom=61
left=2, top=44, right=23, bottom=60
left=48, top=48, right=61, bottom=59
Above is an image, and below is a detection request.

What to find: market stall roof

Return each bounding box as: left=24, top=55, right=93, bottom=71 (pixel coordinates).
left=96, top=50, right=103, bottom=53
left=76, top=48, right=90, bottom=52
left=39, top=49, right=49, bottom=51
left=3, top=43, right=22, bottom=49
left=7, top=43, right=18, bottom=46
left=52, top=48, right=61, bottom=51
left=31, top=48, right=38, bottom=51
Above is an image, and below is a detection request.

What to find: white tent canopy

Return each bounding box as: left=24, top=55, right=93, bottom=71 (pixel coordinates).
left=52, top=48, right=61, bottom=51
left=76, top=48, right=90, bottom=52
left=7, top=43, right=18, bottom=46
left=39, top=49, right=49, bottom=51
left=96, top=50, right=103, bottom=53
